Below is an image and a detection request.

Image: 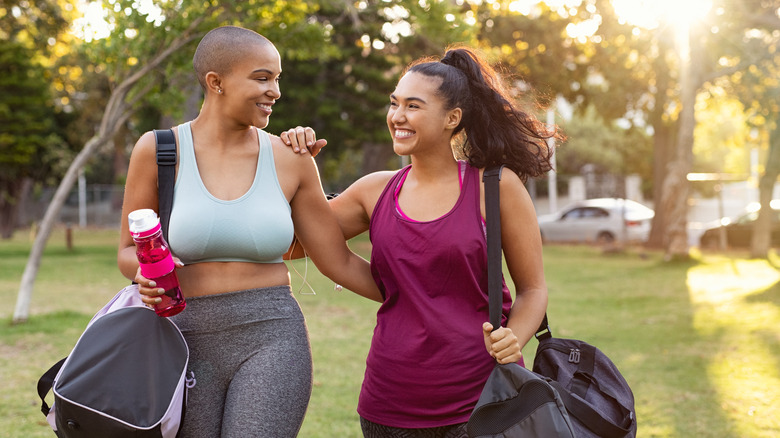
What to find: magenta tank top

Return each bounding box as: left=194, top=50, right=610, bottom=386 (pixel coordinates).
left=358, top=162, right=513, bottom=428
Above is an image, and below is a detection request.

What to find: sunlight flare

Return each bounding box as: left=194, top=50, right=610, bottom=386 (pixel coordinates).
left=611, top=0, right=712, bottom=32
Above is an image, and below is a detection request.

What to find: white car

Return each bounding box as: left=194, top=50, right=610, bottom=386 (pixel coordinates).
left=537, top=198, right=655, bottom=244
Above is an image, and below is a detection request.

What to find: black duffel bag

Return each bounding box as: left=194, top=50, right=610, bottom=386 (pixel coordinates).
left=468, top=167, right=636, bottom=437
left=533, top=316, right=637, bottom=438
left=467, top=167, right=576, bottom=437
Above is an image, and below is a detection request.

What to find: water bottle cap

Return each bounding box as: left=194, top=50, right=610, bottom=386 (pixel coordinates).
left=128, top=209, right=161, bottom=234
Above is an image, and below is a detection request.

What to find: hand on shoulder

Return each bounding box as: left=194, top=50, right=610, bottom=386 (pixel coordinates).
left=279, top=126, right=327, bottom=156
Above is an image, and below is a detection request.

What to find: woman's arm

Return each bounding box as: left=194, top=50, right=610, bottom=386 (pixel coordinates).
left=118, top=132, right=159, bottom=279
left=283, top=145, right=384, bottom=302
left=117, top=131, right=180, bottom=305
left=483, top=169, right=548, bottom=364
left=283, top=171, right=393, bottom=260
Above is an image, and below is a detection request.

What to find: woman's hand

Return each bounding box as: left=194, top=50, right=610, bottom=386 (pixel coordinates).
left=280, top=126, right=327, bottom=156
left=482, top=322, right=523, bottom=364
left=135, top=258, right=184, bottom=306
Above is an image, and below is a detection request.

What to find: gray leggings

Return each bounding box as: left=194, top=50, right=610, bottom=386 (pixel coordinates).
left=170, top=286, right=312, bottom=437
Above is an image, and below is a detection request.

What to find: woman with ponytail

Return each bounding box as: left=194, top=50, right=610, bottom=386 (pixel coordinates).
left=286, top=46, right=559, bottom=437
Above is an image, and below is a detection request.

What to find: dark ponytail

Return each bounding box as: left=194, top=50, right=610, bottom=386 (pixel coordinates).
left=407, top=46, right=558, bottom=181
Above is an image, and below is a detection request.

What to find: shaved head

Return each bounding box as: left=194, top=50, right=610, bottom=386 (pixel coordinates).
left=193, top=26, right=273, bottom=90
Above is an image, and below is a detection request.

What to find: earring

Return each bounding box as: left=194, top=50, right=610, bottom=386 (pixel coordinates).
left=217, top=89, right=223, bottom=94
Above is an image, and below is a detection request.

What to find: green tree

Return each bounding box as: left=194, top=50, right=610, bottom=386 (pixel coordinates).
left=0, top=40, right=68, bottom=238
left=466, top=1, right=670, bottom=200
left=650, top=0, right=780, bottom=258
left=556, top=106, right=653, bottom=189
left=469, top=1, right=588, bottom=108
left=470, top=1, right=779, bottom=259
left=0, top=0, right=77, bottom=237
left=692, top=94, right=752, bottom=176
left=13, top=0, right=330, bottom=323
left=717, top=1, right=780, bottom=258
left=272, top=0, right=475, bottom=190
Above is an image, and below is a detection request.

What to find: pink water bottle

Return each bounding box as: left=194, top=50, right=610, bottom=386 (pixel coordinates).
left=128, top=209, right=186, bottom=317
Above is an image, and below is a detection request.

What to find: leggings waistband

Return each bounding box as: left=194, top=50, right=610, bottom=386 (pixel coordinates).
left=170, top=285, right=300, bottom=333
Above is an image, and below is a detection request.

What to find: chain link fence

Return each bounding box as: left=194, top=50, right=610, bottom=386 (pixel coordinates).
left=19, top=184, right=125, bottom=229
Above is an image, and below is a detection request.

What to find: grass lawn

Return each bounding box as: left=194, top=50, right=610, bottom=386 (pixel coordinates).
left=1, top=226, right=779, bottom=437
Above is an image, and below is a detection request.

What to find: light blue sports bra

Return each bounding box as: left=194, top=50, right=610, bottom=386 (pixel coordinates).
left=167, top=122, right=294, bottom=264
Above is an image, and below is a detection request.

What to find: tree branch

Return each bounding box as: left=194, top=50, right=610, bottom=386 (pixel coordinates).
left=700, top=47, right=777, bottom=84
left=731, top=1, right=780, bottom=28
left=99, top=14, right=211, bottom=135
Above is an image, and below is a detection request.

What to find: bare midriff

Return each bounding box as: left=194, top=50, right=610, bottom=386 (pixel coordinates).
left=176, top=262, right=291, bottom=297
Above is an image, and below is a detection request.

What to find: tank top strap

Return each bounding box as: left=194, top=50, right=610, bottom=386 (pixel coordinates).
left=461, top=162, right=481, bottom=214
left=175, top=122, right=196, bottom=184
left=256, top=128, right=272, bottom=157
left=255, top=128, right=282, bottom=188
left=370, top=166, right=409, bottom=230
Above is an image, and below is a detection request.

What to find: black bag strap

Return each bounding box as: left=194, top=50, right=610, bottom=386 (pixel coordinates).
left=37, top=357, right=66, bottom=415
left=154, top=128, right=176, bottom=243
left=483, top=166, right=550, bottom=333
left=483, top=166, right=504, bottom=331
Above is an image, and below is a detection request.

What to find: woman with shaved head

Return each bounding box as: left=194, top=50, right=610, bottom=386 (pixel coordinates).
left=118, top=26, right=382, bottom=437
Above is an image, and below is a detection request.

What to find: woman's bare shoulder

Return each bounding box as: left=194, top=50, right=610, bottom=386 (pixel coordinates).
left=354, top=170, right=396, bottom=188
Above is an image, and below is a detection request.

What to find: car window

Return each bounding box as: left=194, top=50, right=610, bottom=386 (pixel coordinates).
left=582, top=207, right=609, bottom=218
left=561, top=208, right=583, bottom=220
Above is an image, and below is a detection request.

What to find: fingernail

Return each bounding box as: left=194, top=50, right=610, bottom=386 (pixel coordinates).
left=155, top=298, right=162, bottom=304
left=149, top=281, right=156, bottom=287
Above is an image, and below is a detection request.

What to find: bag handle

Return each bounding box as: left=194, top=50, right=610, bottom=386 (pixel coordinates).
left=37, top=357, right=66, bottom=416
left=483, top=166, right=550, bottom=334
left=154, top=128, right=176, bottom=242
left=548, top=379, right=634, bottom=438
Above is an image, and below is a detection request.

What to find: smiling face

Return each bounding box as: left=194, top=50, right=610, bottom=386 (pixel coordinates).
left=215, top=42, right=282, bottom=129
left=387, top=71, right=461, bottom=157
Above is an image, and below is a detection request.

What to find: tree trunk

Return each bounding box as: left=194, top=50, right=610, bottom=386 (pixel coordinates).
left=751, top=126, right=780, bottom=258
left=12, top=21, right=207, bottom=323
left=13, top=135, right=106, bottom=323
left=0, top=177, right=35, bottom=238
left=645, top=29, right=676, bottom=249
left=0, top=180, right=20, bottom=239
left=658, top=159, right=691, bottom=259
left=646, top=124, right=674, bottom=249
left=661, top=27, right=701, bottom=260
